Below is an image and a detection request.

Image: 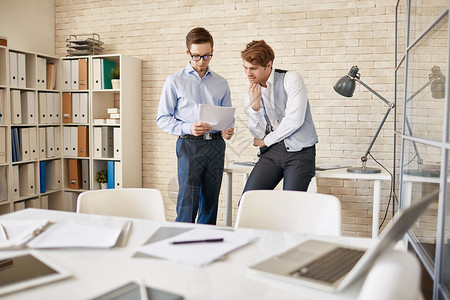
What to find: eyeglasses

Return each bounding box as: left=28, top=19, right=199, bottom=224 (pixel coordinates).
left=189, top=52, right=213, bottom=61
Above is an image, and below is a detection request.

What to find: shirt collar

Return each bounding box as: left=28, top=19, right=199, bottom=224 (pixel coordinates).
left=186, top=62, right=212, bottom=77
left=266, top=67, right=275, bottom=87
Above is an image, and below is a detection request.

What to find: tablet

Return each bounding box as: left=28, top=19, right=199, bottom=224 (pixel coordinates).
left=91, top=281, right=184, bottom=300
left=0, top=252, right=71, bottom=296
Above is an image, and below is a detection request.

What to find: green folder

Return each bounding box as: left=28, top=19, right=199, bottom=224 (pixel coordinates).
left=101, top=59, right=117, bottom=89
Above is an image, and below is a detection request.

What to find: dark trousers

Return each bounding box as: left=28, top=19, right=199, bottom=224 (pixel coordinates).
left=243, top=143, right=315, bottom=193
left=176, top=137, right=225, bottom=224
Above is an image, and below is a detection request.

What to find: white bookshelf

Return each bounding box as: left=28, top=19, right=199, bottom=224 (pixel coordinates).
left=0, top=46, right=63, bottom=214
left=0, top=51, right=142, bottom=215
left=60, top=54, right=142, bottom=211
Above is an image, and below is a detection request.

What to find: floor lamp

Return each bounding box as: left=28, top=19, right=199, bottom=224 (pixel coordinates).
left=334, top=66, right=395, bottom=174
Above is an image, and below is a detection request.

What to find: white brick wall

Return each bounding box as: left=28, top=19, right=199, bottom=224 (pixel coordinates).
left=55, top=0, right=397, bottom=237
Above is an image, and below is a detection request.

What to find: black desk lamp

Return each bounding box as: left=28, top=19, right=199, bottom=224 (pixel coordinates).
left=403, top=66, right=445, bottom=177
left=334, top=66, right=395, bottom=174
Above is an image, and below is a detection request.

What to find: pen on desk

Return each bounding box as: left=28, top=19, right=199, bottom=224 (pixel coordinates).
left=15, top=224, right=48, bottom=246
left=171, top=238, right=224, bottom=245
left=0, top=224, right=8, bottom=241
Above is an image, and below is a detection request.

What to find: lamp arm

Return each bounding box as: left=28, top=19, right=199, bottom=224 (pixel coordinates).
left=356, top=78, right=393, bottom=107
left=405, top=116, right=424, bottom=169
left=406, top=80, right=432, bottom=103
left=353, top=78, right=395, bottom=163
left=362, top=105, right=393, bottom=160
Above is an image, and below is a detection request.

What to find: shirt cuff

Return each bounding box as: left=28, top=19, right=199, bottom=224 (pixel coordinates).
left=181, top=123, right=192, bottom=136
left=264, top=133, right=277, bottom=147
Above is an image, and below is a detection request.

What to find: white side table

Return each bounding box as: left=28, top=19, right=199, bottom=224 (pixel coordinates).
left=223, top=163, right=391, bottom=238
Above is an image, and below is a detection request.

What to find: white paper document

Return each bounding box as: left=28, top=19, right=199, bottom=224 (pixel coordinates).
left=198, top=104, right=235, bottom=131
left=0, top=219, right=49, bottom=249
left=26, top=220, right=126, bottom=249
left=136, top=227, right=257, bottom=267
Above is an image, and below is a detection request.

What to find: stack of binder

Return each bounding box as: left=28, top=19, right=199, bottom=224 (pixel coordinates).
left=93, top=126, right=120, bottom=159
left=62, top=59, right=89, bottom=90
left=62, top=93, right=88, bottom=124
left=63, top=126, right=89, bottom=158
left=67, top=159, right=89, bottom=190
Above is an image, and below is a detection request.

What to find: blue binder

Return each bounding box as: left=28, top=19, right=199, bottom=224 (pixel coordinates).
left=39, top=161, right=46, bottom=193
left=107, top=160, right=115, bottom=189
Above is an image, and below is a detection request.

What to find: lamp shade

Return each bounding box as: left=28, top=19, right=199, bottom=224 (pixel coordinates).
left=430, top=66, right=446, bottom=99
left=333, top=66, right=360, bottom=97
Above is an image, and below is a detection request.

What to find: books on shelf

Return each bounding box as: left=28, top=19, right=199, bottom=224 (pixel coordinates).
left=101, top=59, right=117, bottom=90
left=0, top=127, right=5, bottom=163
left=0, top=166, right=7, bottom=202
left=11, top=127, right=22, bottom=162
left=94, top=118, right=106, bottom=125
left=46, top=63, right=56, bottom=90
left=0, top=89, right=4, bottom=125
left=107, top=160, right=115, bottom=189
left=39, top=161, right=46, bottom=194
left=106, top=118, right=119, bottom=124
left=68, top=159, right=82, bottom=189
left=107, top=108, right=120, bottom=114
left=0, top=36, right=6, bottom=47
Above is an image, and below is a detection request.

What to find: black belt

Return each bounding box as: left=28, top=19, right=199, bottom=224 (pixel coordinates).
left=180, top=132, right=222, bottom=140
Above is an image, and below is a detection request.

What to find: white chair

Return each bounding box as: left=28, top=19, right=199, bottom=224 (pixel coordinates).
left=358, top=249, right=422, bottom=300
left=235, top=190, right=341, bottom=236
left=307, top=176, right=317, bottom=193
left=76, top=188, right=166, bottom=221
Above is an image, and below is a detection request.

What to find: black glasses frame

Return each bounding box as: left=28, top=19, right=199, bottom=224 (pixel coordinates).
left=189, top=51, right=213, bottom=61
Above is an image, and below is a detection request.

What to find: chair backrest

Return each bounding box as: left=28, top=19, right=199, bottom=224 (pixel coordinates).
left=358, top=249, right=422, bottom=300
left=76, top=188, right=166, bottom=221
left=307, top=176, right=317, bottom=193
left=235, top=190, right=341, bottom=236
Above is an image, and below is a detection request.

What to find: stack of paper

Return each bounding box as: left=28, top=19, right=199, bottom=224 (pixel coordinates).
left=136, top=227, right=257, bottom=267
left=198, top=104, right=235, bottom=131
left=0, top=219, right=131, bottom=250
left=0, top=219, right=49, bottom=249
left=27, top=219, right=130, bottom=249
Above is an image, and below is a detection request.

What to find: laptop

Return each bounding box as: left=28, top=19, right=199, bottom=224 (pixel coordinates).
left=248, top=190, right=438, bottom=292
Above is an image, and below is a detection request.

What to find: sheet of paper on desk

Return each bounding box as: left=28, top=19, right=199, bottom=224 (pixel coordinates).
left=0, top=219, right=49, bottom=249
left=26, top=220, right=125, bottom=249
left=136, top=228, right=257, bottom=267
left=315, top=163, right=348, bottom=171
left=198, top=104, right=235, bottom=131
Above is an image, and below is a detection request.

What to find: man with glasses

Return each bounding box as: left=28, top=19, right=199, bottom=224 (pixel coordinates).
left=241, top=40, right=317, bottom=193
left=157, top=27, right=234, bottom=224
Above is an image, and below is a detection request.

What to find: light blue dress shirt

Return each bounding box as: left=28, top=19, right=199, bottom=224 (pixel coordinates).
left=157, top=62, right=232, bottom=136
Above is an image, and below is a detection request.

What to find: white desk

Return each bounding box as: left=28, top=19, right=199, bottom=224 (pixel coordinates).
left=224, top=164, right=391, bottom=238
left=0, top=209, right=374, bottom=300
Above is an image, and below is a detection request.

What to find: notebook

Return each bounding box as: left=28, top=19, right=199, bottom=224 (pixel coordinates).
left=249, top=190, right=438, bottom=292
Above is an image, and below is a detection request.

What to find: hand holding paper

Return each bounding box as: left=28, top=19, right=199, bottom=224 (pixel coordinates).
left=198, top=104, right=235, bottom=131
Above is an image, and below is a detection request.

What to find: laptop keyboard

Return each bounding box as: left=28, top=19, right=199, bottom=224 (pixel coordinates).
left=290, top=247, right=365, bottom=284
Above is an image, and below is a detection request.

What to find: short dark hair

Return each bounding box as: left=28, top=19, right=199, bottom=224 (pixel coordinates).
left=186, top=27, right=214, bottom=50
left=241, top=40, right=275, bottom=67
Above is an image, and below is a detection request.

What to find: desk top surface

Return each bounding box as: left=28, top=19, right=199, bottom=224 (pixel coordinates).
left=0, top=209, right=374, bottom=300
left=225, top=163, right=391, bottom=181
